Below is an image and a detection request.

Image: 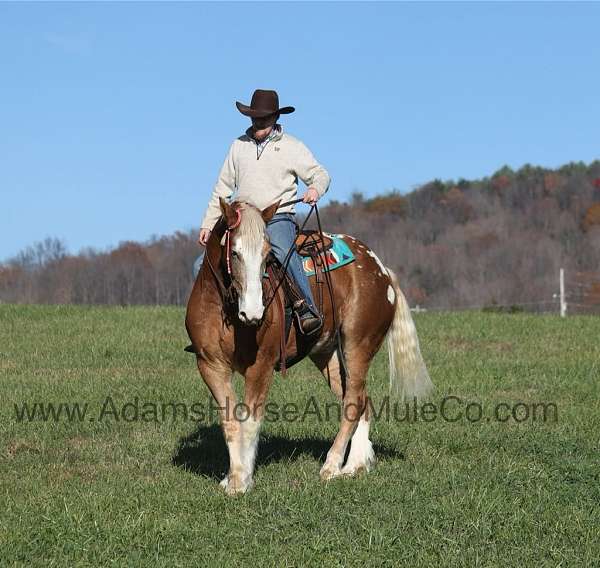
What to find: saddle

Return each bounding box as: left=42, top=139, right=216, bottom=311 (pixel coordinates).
left=264, top=231, right=333, bottom=320
left=269, top=230, right=332, bottom=322
left=295, top=230, right=333, bottom=257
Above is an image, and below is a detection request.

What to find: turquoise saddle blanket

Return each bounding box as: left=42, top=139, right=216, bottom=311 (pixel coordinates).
left=299, top=233, right=355, bottom=277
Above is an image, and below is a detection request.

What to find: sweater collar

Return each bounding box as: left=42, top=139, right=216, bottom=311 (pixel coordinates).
left=245, top=123, right=283, bottom=145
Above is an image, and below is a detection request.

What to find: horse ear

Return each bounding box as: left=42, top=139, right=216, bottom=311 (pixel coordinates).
left=219, top=198, right=237, bottom=226
left=261, top=201, right=280, bottom=223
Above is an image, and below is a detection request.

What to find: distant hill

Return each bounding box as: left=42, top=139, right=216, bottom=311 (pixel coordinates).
left=2, top=160, right=600, bottom=313
left=318, top=160, right=600, bottom=313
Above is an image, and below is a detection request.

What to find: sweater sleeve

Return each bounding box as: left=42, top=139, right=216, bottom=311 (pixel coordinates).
left=294, top=141, right=331, bottom=197
left=200, top=143, right=236, bottom=230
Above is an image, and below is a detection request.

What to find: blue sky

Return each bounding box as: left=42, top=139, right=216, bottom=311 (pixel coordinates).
left=1, top=2, right=599, bottom=261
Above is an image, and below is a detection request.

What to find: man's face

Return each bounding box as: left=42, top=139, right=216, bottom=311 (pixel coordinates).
left=251, top=113, right=278, bottom=140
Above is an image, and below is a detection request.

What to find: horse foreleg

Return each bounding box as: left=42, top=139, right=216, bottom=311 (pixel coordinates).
left=196, top=359, right=245, bottom=495
left=237, top=367, right=275, bottom=491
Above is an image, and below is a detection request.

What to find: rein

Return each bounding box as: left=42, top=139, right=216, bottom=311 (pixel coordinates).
left=261, top=201, right=349, bottom=380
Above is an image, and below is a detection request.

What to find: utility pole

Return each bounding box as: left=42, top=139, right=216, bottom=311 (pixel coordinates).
left=560, top=268, right=567, bottom=317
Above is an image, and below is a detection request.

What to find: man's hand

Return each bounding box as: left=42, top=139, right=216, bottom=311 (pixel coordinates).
left=198, top=228, right=211, bottom=246
left=302, top=187, right=320, bottom=205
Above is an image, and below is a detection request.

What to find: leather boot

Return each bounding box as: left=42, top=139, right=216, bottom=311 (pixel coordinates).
left=293, top=300, right=323, bottom=335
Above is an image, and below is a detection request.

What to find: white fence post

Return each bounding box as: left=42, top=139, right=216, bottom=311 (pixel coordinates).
left=560, top=268, right=567, bottom=318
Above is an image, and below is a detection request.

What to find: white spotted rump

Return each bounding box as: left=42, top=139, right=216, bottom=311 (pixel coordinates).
left=366, top=249, right=388, bottom=275
left=387, top=284, right=395, bottom=304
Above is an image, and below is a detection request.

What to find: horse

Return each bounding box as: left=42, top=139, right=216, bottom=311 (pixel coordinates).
left=185, top=198, right=433, bottom=494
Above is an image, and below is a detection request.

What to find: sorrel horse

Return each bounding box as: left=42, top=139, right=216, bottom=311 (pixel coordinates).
left=185, top=198, right=433, bottom=494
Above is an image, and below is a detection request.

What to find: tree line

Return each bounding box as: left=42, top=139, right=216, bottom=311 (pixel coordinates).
left=2, top=160, right=600, bottom=313
left=0, top=233, right=198, bottom=306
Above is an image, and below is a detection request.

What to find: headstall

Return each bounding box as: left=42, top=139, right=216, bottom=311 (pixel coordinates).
left=224, top=208, right=242, bottom=275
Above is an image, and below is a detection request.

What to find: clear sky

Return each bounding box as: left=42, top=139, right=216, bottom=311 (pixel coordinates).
left=1, top=2, right=599, bottom=261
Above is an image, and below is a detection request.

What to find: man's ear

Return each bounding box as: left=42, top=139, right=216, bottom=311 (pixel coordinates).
left=261, top=201, right=280, bottom=223
left=219, top=198, right=238, bottom=226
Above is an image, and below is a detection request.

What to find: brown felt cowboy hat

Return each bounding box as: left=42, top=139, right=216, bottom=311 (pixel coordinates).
left=235, top=89, right=295, bottom=118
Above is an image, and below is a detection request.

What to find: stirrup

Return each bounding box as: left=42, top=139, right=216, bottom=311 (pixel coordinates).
left=292, top=299, right=310, bottom=316
left=293, top=300, right=323, bottom=336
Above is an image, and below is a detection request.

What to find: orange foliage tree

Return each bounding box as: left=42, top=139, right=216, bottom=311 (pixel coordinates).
left=582, top=203, right=600, bottom=231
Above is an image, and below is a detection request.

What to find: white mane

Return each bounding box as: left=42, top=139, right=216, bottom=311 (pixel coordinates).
left=236, top=202, right=267, bottom=255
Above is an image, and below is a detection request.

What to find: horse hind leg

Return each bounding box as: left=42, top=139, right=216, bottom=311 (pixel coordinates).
left=341, top=407, right=376, bottom=476
left=311, top=350, right=375, bottom=479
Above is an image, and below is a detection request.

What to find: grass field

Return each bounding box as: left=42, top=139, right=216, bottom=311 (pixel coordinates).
left=1, top=305, right=599, bottom=566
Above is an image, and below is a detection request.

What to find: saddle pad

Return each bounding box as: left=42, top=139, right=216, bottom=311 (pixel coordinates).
left=301, top=233, right=355, bottom=277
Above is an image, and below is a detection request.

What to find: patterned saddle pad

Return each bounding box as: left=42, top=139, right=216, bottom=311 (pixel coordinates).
left=299, top=233, right=355, bottom=277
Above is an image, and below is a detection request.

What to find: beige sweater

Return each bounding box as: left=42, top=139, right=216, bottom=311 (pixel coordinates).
left=200, top=128, right=331, bottom=229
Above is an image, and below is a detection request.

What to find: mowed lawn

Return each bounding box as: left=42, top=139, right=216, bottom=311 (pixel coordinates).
left=1, top=305, right=599, bottom=566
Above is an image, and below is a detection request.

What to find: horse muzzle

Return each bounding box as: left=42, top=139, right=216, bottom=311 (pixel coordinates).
left=238, top=308, right=264, bottom=326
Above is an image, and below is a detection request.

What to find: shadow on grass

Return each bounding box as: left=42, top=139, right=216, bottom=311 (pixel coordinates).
left=172, top=424, right=403, bottom=480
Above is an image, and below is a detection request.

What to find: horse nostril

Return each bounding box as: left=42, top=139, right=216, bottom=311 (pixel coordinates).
left=238, top=309, right=263, bottom=325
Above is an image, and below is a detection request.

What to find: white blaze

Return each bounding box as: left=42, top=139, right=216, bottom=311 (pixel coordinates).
left=237, top=244, right=264, bottom=322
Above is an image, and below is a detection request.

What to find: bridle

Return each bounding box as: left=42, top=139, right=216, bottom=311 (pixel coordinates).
left=224, top=208, right=242, bottom=275
left=204, top=210, right=243, bottom=309
left=203, top=204, right=290, bottom=311
left=202, top=199, right=349, bottom=379
left=203, top=206, right=258, bottom=310
left=205, top=199, right=319, bottom=310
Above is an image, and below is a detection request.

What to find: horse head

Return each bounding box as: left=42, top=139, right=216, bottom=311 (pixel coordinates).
left=219, top=197, right=279, bottom=325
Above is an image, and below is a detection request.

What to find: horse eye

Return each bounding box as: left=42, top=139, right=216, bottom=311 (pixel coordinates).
left=231, top=250, right=239, bottom=258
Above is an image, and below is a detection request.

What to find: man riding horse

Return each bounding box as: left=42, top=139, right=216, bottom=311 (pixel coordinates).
left=187, top=90, right=433, bottom=495
left=198, top=89, right=328, bottom=334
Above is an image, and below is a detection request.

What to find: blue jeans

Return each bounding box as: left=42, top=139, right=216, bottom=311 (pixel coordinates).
left=266, top=213, right=317, bottom=315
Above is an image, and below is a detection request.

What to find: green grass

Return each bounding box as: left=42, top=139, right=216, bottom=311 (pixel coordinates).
left=1, top=305, right=599, bottom=566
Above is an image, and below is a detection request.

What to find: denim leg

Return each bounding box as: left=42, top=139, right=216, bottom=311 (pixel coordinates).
left=266, top=214, right=317, bottom=314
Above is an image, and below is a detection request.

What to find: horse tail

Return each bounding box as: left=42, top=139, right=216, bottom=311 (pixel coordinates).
left=386, top=269, right=434, bottom=401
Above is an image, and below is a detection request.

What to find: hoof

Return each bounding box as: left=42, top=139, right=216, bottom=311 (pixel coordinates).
left=341, top=454, right=376, bottom=477
left=221, top=473, right=253, bottom=495
left=340, top=462, right=373, bottom=477
left=225, top=484, right=248, bottom=496
left=319, top=463, right=342, bottom=481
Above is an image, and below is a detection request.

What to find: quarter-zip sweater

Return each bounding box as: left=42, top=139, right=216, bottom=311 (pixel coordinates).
left=200, top=126, right=331, bottom=230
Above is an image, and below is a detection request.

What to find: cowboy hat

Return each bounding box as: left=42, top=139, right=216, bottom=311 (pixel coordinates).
left=235, top=89, right=295, bottom=118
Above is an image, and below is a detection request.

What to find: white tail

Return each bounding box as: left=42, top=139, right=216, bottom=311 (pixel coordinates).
left=386, top=269, right=434, bottom=401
